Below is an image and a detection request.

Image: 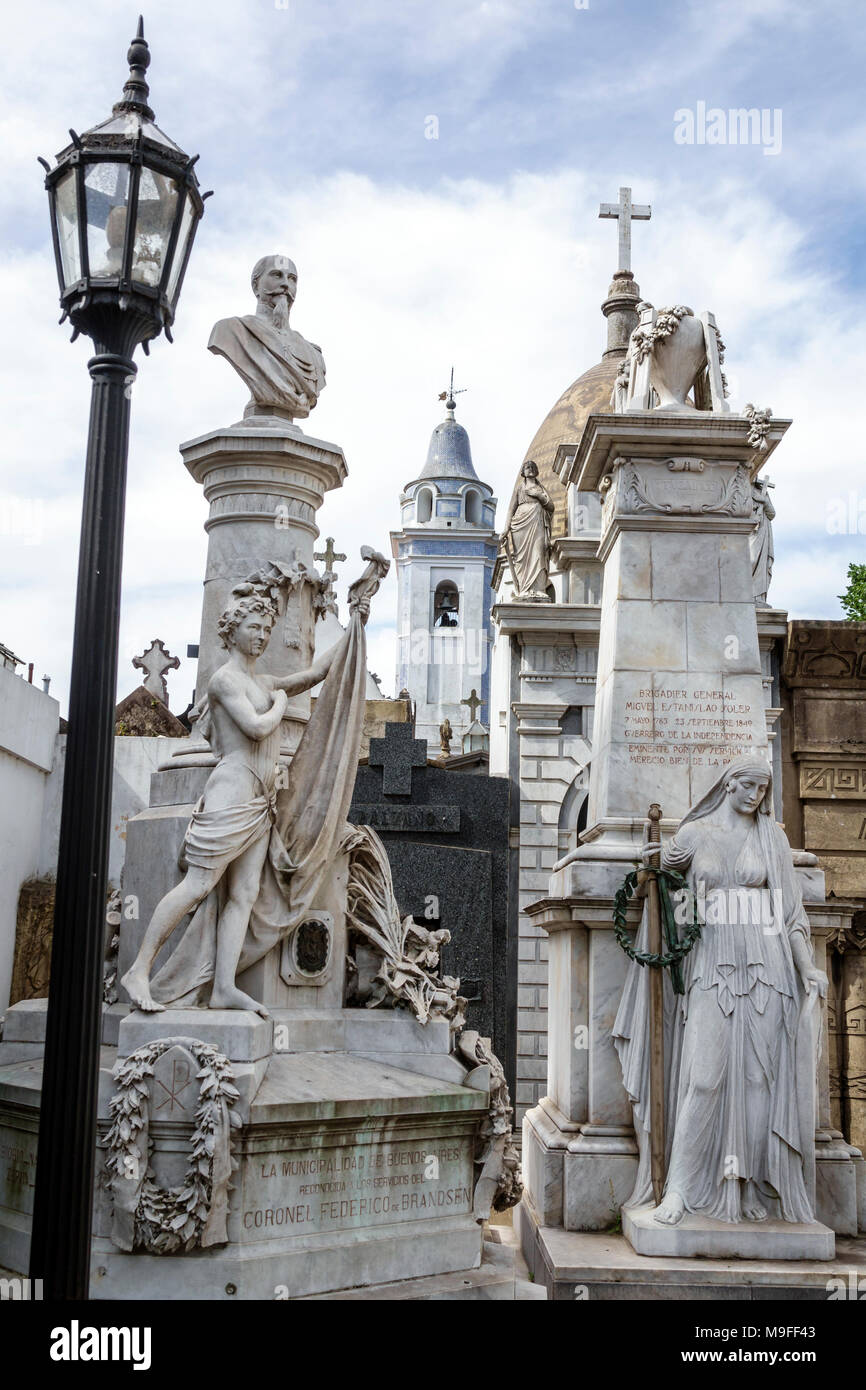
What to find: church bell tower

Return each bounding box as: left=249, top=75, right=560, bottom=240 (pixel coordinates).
left=391, top=378, right=498, bottom=755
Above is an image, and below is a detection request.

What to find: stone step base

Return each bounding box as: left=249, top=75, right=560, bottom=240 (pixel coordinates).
left=297, top=1236, right=546, bottom=1300
left=624, top=1203, right=834, bottom=1260
left=87, top=1217, right=483, bottom=1300
left=517, top=1199, right=866, bottom=1301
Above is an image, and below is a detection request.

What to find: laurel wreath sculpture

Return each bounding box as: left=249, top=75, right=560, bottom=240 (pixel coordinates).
left=612, top=866, right=703, bottom=996
left=105, top=1038, right=241, bottom=1254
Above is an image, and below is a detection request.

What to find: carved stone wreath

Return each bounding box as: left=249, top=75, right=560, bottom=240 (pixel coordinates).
left=105, top=1038, right=241, bottom=1255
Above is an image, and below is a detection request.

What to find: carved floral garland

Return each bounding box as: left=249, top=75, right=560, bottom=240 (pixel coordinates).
left=105, top=1038, right=241, bottom=1255
left=456, top=1031, right=523, bottom=1216
left=631, top=304, right=694, bottom=363
left=743, top=402, right=773, bottom=451
left=631, top=304, right=730, bottom=399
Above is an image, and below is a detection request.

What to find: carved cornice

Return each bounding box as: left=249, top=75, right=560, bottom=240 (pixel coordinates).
left=492, top=602, right=601, bottom=639
left=557, top=411, right=792, bottom=494
left=783, top=620, right=866, bottom=689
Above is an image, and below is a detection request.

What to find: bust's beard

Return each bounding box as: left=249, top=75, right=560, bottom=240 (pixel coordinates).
left=270, top=293, right=291, bottom=332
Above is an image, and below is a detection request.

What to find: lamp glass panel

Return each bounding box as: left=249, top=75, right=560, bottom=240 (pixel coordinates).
left=165, top=191, right=196, bottom=303
left=84, top=162, right=131, bottom=278
left=131, top=167, right=179, bottom=288
left=54, top=169, right=81, bottom=288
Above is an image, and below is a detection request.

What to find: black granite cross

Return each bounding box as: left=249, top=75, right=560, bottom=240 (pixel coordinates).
left=368, top=722, right=428, bottom=796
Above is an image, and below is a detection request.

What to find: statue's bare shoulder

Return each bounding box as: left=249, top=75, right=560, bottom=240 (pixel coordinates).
left=208, top=662, right=246, bottom=705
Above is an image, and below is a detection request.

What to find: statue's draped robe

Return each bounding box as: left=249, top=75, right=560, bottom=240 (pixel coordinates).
left=750, top=493, right=775, bottom=601
left=208, top=314, right=326, bottom=417
left=613, top=803, right=820, bottom=1223
left=150, top=607, right=368, bottom=1005
left=508, top=483, right=552, bottom=596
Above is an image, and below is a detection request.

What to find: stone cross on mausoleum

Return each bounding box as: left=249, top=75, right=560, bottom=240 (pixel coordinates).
left=598, top=187, right=651, bottom=273
left=132, top=639, right=180, bottom=705
left=461, top=688, right=482, bottom=723
left=368, top=722, right=429, bottom=795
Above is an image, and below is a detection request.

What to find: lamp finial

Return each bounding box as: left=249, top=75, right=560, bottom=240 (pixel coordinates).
left=113, top=15, right=155, bottom=121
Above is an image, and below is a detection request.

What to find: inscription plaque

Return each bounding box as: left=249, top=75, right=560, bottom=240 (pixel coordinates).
left=622, top=683, right=762, bottom=769
left=241, top=1137, right=473, bottom=1239
left=350, top=805, right=461, bottom=833
left=0, top=1128, right=37, bottom=1216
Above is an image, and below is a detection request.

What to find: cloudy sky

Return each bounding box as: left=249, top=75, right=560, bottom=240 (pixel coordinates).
left=2, top=0, right=863, bottom=712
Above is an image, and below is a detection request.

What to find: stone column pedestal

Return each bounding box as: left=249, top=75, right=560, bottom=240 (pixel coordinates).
left=180, top=417, right=347, bottom=755
left=557, top=412, right=792, bottom=853
left=521, top=864, right=641, bottom=1232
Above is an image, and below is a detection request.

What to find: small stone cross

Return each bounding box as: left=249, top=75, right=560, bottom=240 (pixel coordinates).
left=368, top=722, right=428, bottom=796
left=132, top=639, right=180, bottom=705
left=314, top=537, right=347, bottom=574
left=461, top=688, right=482, bottom=722
left=598, top=187, right=651, bottom=273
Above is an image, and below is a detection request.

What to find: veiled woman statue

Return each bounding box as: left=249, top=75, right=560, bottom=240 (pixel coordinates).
left=613, top=756, right=827, bottom=1227
left=505, top=460, right=554, bottom=601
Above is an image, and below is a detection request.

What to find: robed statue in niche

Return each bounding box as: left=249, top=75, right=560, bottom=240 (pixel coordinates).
left=504, top=460, right=554, bottom=602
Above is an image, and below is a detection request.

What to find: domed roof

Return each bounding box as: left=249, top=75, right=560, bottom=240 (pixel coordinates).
left=508, top=355, right=619, bottom=538
left=418, top=406, right=478, bottom=481
left=505, top=268, right=642, bottom=541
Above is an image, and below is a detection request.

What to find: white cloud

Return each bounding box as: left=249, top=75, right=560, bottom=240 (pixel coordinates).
left=2, top=2, right=863, bottom=711
left=3, top=162, right=863, bottom=707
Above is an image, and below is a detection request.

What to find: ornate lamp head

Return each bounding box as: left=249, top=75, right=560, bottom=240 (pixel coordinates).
left=40, top=18, right=210, bottom=355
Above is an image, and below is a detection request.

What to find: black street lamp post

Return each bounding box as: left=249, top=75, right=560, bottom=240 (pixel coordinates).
left=29, top=18, right=208, bottom=1300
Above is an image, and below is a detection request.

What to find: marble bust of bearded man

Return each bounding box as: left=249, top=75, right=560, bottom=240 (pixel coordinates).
left=208, top=254, right=326, bottom=420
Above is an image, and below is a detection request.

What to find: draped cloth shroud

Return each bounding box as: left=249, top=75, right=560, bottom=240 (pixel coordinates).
left=150, top=590, right=373, bottom=1006
left=612, top=759, right=821, bottom=1224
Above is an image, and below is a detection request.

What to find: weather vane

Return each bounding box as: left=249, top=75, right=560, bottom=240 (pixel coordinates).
left=438, top=366, right=467, bottom=410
